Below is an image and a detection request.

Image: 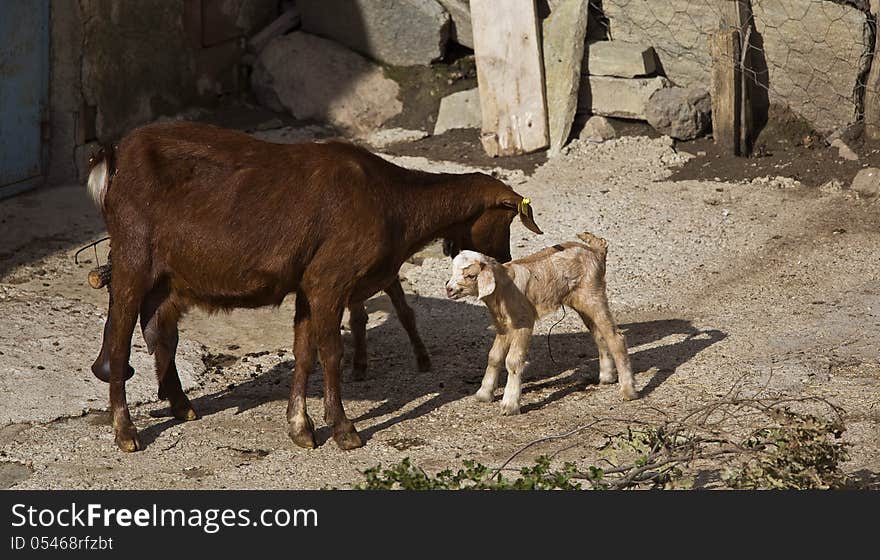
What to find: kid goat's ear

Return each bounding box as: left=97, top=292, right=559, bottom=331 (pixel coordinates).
left=476, top=261, right=496, bottom=299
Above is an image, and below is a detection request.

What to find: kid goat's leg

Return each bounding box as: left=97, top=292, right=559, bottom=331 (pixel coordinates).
left=500, top=329, right=532, bottom=415
left=476, top=334, right=510, bottom=402
left=577, top=311, right=617, bottom=384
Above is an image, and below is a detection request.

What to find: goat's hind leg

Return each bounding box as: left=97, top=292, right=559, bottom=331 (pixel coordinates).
left=288, top=292, right=317, bottom=449
left=91, top=289, right=135, bottom=383
left=572, top=296, right=636, bottom=401
left=577, top=311, right=617, bottom=385
left=105, top=271, right=147, bottom=452
left=385, top=279, right=431, bottom=372
left=140, top=291, right=197, bottom=421
left=348, top=301, right=369, bottom=381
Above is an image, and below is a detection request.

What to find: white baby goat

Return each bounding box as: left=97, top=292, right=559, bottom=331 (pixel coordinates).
left=445, top=232, right=636, bottom=415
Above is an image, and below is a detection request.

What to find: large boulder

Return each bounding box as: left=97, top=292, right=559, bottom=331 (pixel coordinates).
left=296, top=0, right=451, bottom=66
left=252, top=32, right=402, bottom=135
left=851, top=167, right=880, bottom=197
left=645, top=86, right=712, bottom=140
left=437, top=0, right=473, bottom=48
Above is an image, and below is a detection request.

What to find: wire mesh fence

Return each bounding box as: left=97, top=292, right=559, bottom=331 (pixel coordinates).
left=586, top=0, right=875, bottom=134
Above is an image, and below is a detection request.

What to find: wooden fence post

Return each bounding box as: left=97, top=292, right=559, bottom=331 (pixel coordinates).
left=710, top=0, right=755, bottom=156
left=471, top=0, right=550, bottom=156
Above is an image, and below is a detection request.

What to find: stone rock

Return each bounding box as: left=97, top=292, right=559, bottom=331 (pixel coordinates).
left=831, top=138, right=859, bottom=161
left=851, top=167, right=880, bottom=197
left=578, top=115, right=617, bottom=142
left=646, top=86, right=712, bottom=140
left=585, top=41, right=658, bottom=78
left=819, top=179, right=844, bottom=194
left=297, top=0, right=450, bottom=66
left=543, top=0, right=590, bottom=156
left=437, top=0, right=473, bottom=48
left=252, top=32, right=402, bottom=135
left=365, top=128, right=429, bottom=148
left=434, top=88, right=482, bottom=135
left=580, top=75, right=671, bottom=120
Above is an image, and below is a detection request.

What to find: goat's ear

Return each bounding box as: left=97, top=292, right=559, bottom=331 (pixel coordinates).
left=510, top=197, right=543, bottom=235
left=499, top=196, right=543, bottom=235
left=477, top=262, right=496, bottom=299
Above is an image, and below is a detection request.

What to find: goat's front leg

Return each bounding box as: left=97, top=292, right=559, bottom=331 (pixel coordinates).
left=385, top=279, right=431, bottom=372
left=500, top=329, right=531, bottom=416
left=476, top=334, right=510, bottom=402
left=315, top=302, right=363, bottom=450
left=288, top=292, right=317, bottom=448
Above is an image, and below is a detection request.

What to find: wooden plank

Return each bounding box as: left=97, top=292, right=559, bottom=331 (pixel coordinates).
left=542, top=0, right=589, bottom=156
left=471, top=0, right=549, bottom=156
left=865, top=0, right=880, bottom=139
left=709, top=29, right=741, bottom=155
left=720, top=0, right=755, bottom=155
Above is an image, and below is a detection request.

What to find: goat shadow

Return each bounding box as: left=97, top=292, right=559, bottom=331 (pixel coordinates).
left=141, top=293, right=725, bottom=448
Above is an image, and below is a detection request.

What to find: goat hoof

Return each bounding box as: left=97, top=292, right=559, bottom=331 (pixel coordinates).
left=171, top=401, right=199, bottom=422
left=333, top=429, right=364, bottom=451
left=620, top=386, right=639, bottom=401
left=500, top=402, right=521, bottom=416
left=351, top=365, right=367, bottom=381
left=474, top=389, right=494, bottom=403
left=599, top=372, right=618, bottom=385
left=416, top=354, right=432, bottom=372
left=288, top=416, right=316, bottom=449
left=91, top=359, right=135, bottom=383
left=114, top=426, right=141, bottom=453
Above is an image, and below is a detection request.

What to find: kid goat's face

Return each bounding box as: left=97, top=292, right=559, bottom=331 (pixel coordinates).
left=446, top=251, right=494, bottom=300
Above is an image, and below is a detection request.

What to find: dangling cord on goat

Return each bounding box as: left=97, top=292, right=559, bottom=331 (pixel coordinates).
left=546, top=305, right=567, bottom=365
left=73, top=236, right=110, bottom=266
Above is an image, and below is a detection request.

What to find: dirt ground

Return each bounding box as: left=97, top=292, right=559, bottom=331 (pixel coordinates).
left=1, top=119, right=879, bottom=490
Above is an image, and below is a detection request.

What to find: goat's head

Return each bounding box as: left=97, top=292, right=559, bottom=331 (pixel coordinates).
left=442, top=177, right=543, bottom=263
left=446, top=250, right=497, bottom=300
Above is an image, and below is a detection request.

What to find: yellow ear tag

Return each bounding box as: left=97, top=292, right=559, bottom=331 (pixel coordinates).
left=519, top=197, right=531, bottom=215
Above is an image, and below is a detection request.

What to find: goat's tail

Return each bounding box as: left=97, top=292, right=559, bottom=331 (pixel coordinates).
left=576, top=231, right=608, bottom=259
left=86, top=145, right=115, bottom=213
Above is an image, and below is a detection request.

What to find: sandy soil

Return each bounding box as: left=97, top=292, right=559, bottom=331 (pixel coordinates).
left=1, top=130, right=878, bottom=490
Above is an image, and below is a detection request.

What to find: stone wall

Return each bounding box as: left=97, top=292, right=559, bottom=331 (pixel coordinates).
left=599, top=0, right=867, bottom=132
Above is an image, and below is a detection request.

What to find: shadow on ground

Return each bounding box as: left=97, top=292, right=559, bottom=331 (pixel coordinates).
left=139, top=294, right=725, bottom=448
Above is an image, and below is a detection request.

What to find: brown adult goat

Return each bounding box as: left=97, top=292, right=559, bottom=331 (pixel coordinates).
left=87, top=121, right=543, bottom=452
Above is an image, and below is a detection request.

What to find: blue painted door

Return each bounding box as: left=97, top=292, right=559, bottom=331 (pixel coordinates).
left=0, top=1, right=49, bottom=197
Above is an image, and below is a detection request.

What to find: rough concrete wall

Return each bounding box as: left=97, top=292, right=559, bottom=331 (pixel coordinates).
left=80, top=0, right=197, bottom=142
left=601, top=0, right=866, bottom=132
left=48, top=1, right=84, bottom=184
left=49, top=0, right=276, bottom=182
